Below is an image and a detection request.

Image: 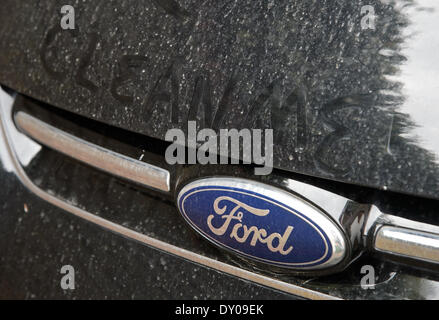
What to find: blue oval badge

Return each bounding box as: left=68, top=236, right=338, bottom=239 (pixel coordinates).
left=177, top=178, right=347, bottom=270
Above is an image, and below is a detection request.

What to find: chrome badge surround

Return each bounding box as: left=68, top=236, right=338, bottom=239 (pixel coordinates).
left=177, top=177, right=348, bottom=272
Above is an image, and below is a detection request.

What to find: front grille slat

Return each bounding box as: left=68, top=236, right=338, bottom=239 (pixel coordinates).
left=14, top=112, right=170, bottom=192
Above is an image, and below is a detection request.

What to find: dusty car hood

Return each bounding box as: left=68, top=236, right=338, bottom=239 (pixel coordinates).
left=1, top=0, right=439, bottom=200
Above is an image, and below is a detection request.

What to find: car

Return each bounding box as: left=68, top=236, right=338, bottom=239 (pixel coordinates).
left=0, top=0, right=438, bottom=300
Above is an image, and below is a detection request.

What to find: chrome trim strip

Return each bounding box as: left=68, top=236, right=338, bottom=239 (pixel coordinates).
left=368, top=206, right=439, bottom=237
left=375, top=225, right=439, bottom=264
left=0, top=94, right=338, bottom=300
left=14, top=112, right=170, bottom=192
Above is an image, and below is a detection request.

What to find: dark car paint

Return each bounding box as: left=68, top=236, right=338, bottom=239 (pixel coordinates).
left=1, top=0, right=439, bottom=200
left=1, top=1, right=439, bottom=300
